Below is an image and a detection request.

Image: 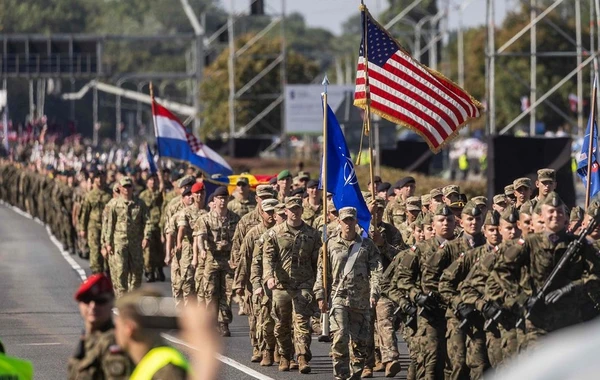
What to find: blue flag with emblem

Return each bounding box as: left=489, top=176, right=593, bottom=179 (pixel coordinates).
left=146, top=144, right=158, bottom=175
left=577, top=108, right=600, bottom=199
left=322, top=103, right=371, bottom=233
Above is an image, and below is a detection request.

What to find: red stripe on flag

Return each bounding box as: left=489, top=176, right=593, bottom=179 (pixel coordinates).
left=153, top=101, right=186, bottom=126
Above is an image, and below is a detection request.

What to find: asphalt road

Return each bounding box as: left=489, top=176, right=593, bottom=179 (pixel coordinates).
left=0, top=203, right=410, bottom=379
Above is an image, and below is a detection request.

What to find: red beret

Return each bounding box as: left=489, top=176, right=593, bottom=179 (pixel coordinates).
left=75, top=274, right=113, bottom=302
left=191, top=182, right=205, bottom=193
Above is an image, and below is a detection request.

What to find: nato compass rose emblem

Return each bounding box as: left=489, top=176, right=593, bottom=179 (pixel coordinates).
left=343, top=155, right=358, bottom=187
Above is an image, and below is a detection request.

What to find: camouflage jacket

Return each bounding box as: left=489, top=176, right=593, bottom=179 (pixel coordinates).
left=196, top=210, right=240, bottom=260
left=138, top=188, right=163, bottom=227
left=251, top=229, right=272, bottom=292
left=67, top=322, right=133, bottom=380
left=314, top=234, right=382, bottom=310
left=301, top=199, right=322, bottom=228
left=383, top=197, right=406, bottom=228
left=368, top=221, right=407, bottom=269
left=164, top=196, right=185, bottom=235
left=233, top=222, right=271, bottom=291
left=160, top=190, right=178, bottom=232
left=105, top=197, right=153, bottom=246
left=79, top=188, right=112, bottom=231
left=230, top=209, right=261, bottom=267
left=176, top=205, right=205, bottom=244
left=227, top=195, right=257, bottom=218
left=459, top=245, right=499, bottom=311
left=263, top=221, right=321, bottom=291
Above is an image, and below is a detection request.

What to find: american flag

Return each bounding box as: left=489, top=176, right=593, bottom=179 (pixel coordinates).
left=354, top=7, right=483, bottom=153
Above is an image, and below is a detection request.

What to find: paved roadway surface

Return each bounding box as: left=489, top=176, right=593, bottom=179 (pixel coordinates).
left=0, top=203, right=410, bottom=380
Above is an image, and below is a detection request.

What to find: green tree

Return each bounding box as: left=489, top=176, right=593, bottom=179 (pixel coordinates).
left=200, top=33, right=319, bottom=138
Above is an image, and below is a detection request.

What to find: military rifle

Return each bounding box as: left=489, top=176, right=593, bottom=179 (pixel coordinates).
left=516, top=211, right=600, bottom=328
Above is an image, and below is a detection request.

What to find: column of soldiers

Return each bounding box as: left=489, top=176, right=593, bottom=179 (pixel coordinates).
left=5, top=155, right=600, bottom=380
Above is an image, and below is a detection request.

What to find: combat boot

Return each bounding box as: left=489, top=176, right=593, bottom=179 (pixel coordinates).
left=297, top=355, right=311, bottom=374
left=273, top=350, right=280, bottom=363
left=156, top=267, right=166, bottom=282
left=290, top=358, right=299, bottom=370
left=145, top=271, right=156, bottom=283
left=219, top=323, right=231, bottom=337
left=374, top=360, right=385, bottom=372
left=385, top=360, right=402, bottom=378
left=362, top=367, right=373, bottom=378
left=251, top=347, right=261, bottom=362
left=260, top=350, right=274, bottom=366
left=278, top=357, right=290, bottom=371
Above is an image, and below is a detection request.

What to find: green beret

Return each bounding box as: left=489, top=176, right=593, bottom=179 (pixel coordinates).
left=277, top=170, right=292, bottom=181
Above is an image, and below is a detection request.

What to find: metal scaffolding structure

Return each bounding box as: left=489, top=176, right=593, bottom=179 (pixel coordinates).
left=486, top=0, right=600, bottom=136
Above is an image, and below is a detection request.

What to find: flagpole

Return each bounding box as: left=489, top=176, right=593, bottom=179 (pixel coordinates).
left=586, top=75, right=598, bottom=209
left=321, top=75, right=329, bottom=331
left=361, top=2, right=376, bottom=199
left=149, top=82, right=164, bottom=189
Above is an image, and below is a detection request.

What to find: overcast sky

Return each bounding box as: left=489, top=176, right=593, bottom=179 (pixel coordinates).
left=227, top=0, right=513, bottom=35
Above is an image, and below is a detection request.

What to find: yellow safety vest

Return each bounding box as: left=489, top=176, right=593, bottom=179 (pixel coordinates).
left=130, top=347, right=190, bottom=380
left=458, top=154, right=469, bottom=171
left=0, top=354, right=34, bottom=380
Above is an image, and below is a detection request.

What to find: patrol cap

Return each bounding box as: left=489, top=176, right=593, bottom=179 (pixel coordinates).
left=256, top=185, right=275, bottom=198
left=471, top=196, right=488, bottom=207
left=298, top=171, right=310, bottom=181
left=540, top=191, right=564, bottom=208
left=434, top=204, right=453, bottom=217
left=339, top=207, right=357, bottom=220
left=236, top=177, right=250, bottom=186
left=274, top=203, right=286, bottom=215
left=277, top=170, right=292, bottom=181
left=292, top=176, right=300, bottom=186
left=461, top=201, right=482, bottom=217
left=484, top=210, right=501, bottom=226
left=213, top=186, right=229, bottom=198
left=430, top=188, right=443, bottom=198
left=406, top=196, right=422, bottom=211
left=112, top=182, right=121, bottom=194
left=261, top=198, right=279, bottom=212
left=443, top=185, right=460, bottom=197
left=182, top=187, right=192, bottom=197
left=75, top=273, right=113, bottom=302
left=504, top=184, right=515, bottom=196
left=191, top=182, right=205, bottom=193
left=377, top=182, right=391, bottom=193
left=306, top=179, right=319, bottom=189
left=177, top=175, right=195, bottom=188
left=394, top=176, right=415, bottom=189
left=519, top=200, right=536, bottom=216
left=421, top=194, right=431, bottom=206
left=537, top=168, right=556, bottom=182
left=500, top=206, right=519, bottom=223
left=493, top=194, right=507, bottom=205
left=372, top=196, right=386, bottom=209
left=570, top=206, right=584, bottom=222
left=120, top=177, right=133, bottom=187
left=285, top=196, right=303, bottom=209
left=513, top=177, right=532, bottom=190
left=421, top=212, right=433, bottom=225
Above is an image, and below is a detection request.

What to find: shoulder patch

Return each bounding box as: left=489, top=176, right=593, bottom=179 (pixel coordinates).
left=518, top=238, right=525, bottom=245
left=411, top=245, right=417, bottom=252
left=459, top=251, right=465, bottom=257
left=493, top=245, right=499, bottom=253
left=439, top=241, right=446, bottom=249
left=109, top=344, right=123, bottom=354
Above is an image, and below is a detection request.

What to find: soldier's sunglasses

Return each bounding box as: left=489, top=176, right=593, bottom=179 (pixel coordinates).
left=82, top=296, right=112, bottom=305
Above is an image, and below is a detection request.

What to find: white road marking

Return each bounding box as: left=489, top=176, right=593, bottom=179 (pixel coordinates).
left=3, top=202, right=273, bottom=379
left=162, top=333, right=276, bottom=380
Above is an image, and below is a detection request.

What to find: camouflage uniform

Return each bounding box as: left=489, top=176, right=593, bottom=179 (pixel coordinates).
left=491, top=230, right=600, bottom=348
left=79, top=187, right=112, bottom=273
left=262, top=220, right=320, bottom=363
left=67, top=322, right=133, bottom=380
left=251, top=230, right=277, bottom=357
left=228, top=194, right=257, bottom=218
left=104, top=196, right=153, bottom=298
left=301, top=199, right=322, bottom=228
left=73, top=185, right=89, bottom=258
left=314, top=232, right=382, bottom=380
left=197, top=209, right=240, bottom=324
left=460, top=245, right=503, bottom=369
left=428, top=229, right=485, bottom=380
left=138, top=188, right=164, bottom=276
left=383, top=197, right=406, bottom=228
left=173, top=204, right=204, bottom=305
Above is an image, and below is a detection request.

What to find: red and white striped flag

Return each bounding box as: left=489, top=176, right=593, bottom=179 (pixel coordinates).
left=354, top=7, right=483, bottom=153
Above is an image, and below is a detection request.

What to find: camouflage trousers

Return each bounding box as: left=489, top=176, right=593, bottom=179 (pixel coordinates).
left=375, top=297, right=399, bottom=364
left=499, top=325, right=519, bottom=363
left=88, top=227, right=106, bottom=274
left=415, top=313, right=446, bottom=380
left=365, top=307, right=379, bottom=368
left=108, top=243, right=143, bottom=299
left=194, top=257, right=206, bottom=304
left=171, top=242, right=196, bottom=306
left=143, top=229, right=162, bottom=274
left=330, top=305, right=371, bottom=380
left=204, top=255, right=233, bottom=324
left=402, top=321, right=418, bottom=380
left=60, top=214, right=75, bottom=252
left=271, top=288, right=313, bottom=361
left=465, top=322, right=490, bottom=379
left=445, top=316, right=468, bottom=380
left=485, top=328, right=503, bottom=369
left=257, top=293, right=276, bottom=352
